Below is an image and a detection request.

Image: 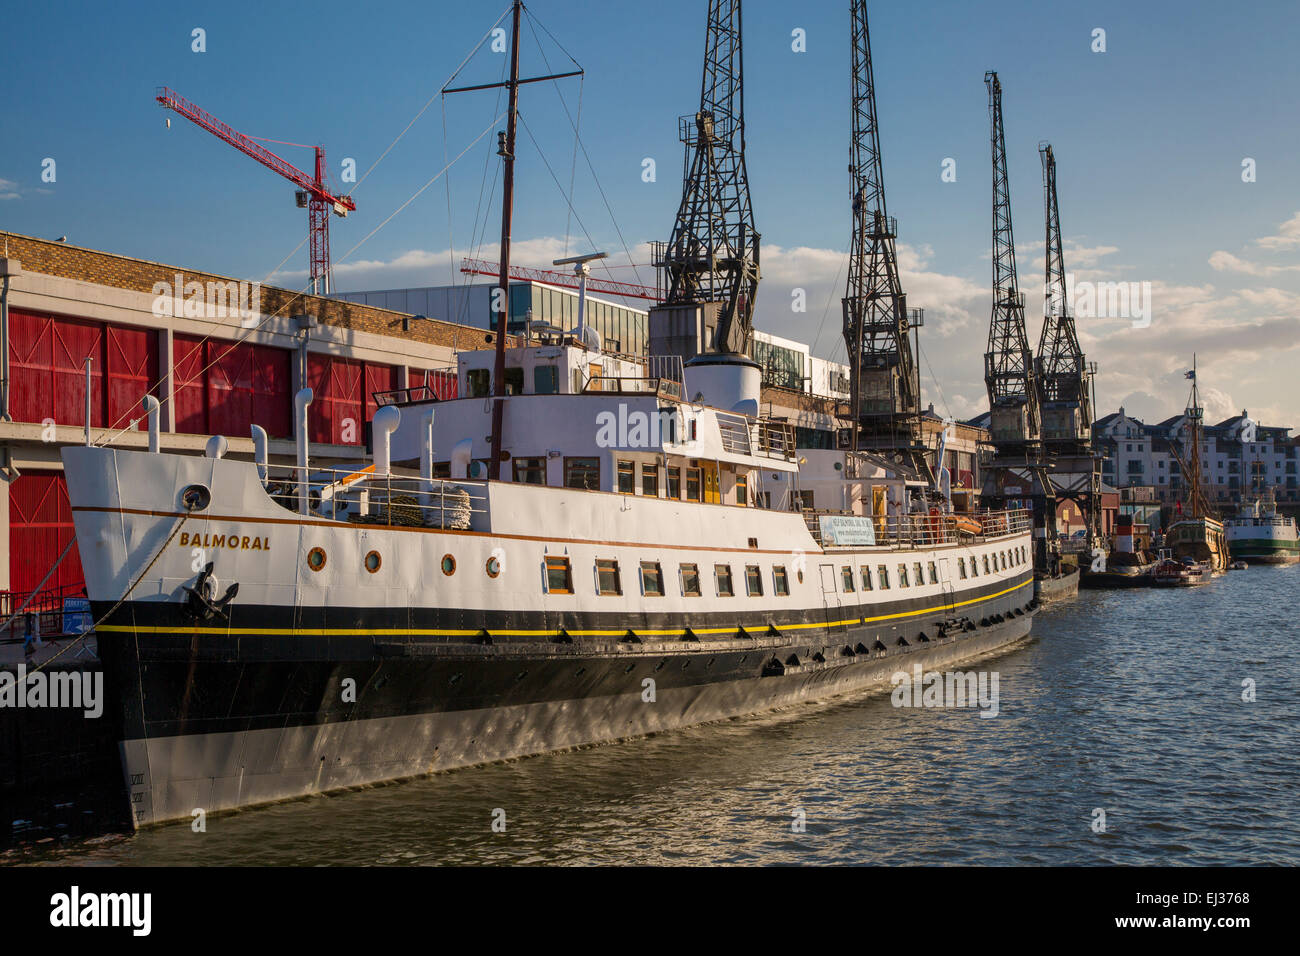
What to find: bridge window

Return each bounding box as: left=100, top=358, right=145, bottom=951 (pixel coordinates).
left=745, top=564, right=763, bottom=596
left=841, top=566, right=855, bottom=593
left=959, top=558, right=968, bottom=579
left=929, top=562, right=939, bottom=584
left=667, top=466, right=682, bottom=499
left=898, top=564, right=910, bottom=588
left=467, top=368, right=490, bottom=397
left=642, top=464, right=659, bottom=497
left=860, top=565, right=873, bottom=590
left=913, top=562, right=924, bottom=586
left=878, top=565, right=890, bottom=589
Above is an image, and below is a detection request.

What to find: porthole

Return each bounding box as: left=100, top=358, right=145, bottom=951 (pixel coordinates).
left=307, top=547, right=327, bottom=572
left=364, top=551, right=382, bottom=574
left=797, top=568, right=804, bottom=584
left=485, top=556, right=501, bottom=578
left=441, top=554, right=456, bottom=576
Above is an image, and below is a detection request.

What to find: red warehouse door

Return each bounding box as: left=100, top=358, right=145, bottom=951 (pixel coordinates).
left=8, top=471, right=85, bottom=597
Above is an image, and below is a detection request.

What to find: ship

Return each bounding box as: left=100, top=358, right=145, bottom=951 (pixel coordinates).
left=63, top=340, right=1037, bottom=826
left=1225, top=489, right=1300, bottom=565
left=1163, top=358, right=1227, bottom=578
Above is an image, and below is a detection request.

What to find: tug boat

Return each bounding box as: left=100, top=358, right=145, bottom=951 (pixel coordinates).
left=63, top=337, right=1038, bottom=827
left=1225, top=490, right=1300, bottom=565
left=1079, top=514, right=1156, bottom=589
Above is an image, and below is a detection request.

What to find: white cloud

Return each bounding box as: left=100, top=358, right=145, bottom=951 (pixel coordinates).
left=1208, top=249, right=1300, bottom=277
left=1254, top=210, right=1300, bottom=250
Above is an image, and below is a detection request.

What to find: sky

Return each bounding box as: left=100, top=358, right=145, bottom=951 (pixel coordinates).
left=3, top=0, right=1299, bottom=427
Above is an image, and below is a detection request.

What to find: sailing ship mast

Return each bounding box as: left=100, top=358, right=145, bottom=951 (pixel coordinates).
left=1181, top=355, right=1213, bottom=520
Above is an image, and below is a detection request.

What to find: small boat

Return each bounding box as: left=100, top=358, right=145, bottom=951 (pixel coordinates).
left=1229, top=559, right=1249, bottom=571
left=1149, top=552, right=1214, bottom=587
left=1079, top=514, right=1156, bottom=589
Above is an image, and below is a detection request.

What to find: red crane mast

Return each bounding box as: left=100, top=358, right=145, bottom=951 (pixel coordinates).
left=156, top=86, right=356, bottom=294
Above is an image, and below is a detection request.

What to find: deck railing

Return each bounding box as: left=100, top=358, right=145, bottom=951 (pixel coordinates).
left=261, top=465, right=490, bottom=530
left=802, top=508, right=1032, bottom=550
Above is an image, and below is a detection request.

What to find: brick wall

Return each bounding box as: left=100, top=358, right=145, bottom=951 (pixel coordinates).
left=0, top=230, right=513, bottom=352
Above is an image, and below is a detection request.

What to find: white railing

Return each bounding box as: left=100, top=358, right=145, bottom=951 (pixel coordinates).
left=803, top=508, right=1032, bottom=550
left=261, top=465, right=489, bottom=530
left=715, top=412, right=753, bottom=455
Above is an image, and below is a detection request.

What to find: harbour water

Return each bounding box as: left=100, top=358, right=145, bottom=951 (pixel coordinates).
left=15, top=564, right=1299, bottom=866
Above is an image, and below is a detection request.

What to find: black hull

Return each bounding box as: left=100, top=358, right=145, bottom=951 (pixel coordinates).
left=96, top=574, right=1037, bottom=826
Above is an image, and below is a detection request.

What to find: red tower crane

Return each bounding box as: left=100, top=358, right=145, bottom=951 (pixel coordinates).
left=156, top=86, right=356, bottom=294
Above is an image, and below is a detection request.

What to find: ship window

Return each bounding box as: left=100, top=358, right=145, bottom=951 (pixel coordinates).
left=898, top=564, right=910, bottom=588
left=680, top=563, right=702, bottom=597
left=513, top=457, right=546, bottom=485
left=841, top=566, right=855, bottom=593
left=667, top=466, right=682, bottom=499
left=564, top=457, right=600, bottom=490
left=773, top=566, right=790, bottom=596
left=736, top=474, right=748, bottom=507
left=467, top=368, right=490, bottom=397
left=860, top=565, right=873, bottom=590
left=914, top=562, right=924, bottom=586
left=745, top=564, right=763, bottom=596
left=983, top=555, right=990, bottom=574
left=640, top=561, right=665, bottom=596
left=503, top=367, right=524, bottom=395
left=715, top=563, right=735, bottom=597
left=534, top=365, right=559, bottom=395
left=545, top=556, right=573, bottom=594
left=878, top=565, right=890, bottom=589
left=642, top=464, right=659, bottom=497
left=959, top=558, right=968, bottom=579
left=686, top=466, right=702, bottom=501
left=617, top=460, right=635, bottom=494
left=970, top=556, right=978, bottom=577
left=929, top=562, right=938, bottom=584
left=596, top=558, right=622, bottom=596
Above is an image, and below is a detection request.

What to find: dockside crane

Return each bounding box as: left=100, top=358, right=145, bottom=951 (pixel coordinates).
left=157, top=87, right=356, bottom=295
left=842, top=0, right=929, bottom=481
left=649, top=0, right=760, bottom=365
left=982, top=72, right=1057, bottom=569
left=1037, top=142, right=1102, bottom=550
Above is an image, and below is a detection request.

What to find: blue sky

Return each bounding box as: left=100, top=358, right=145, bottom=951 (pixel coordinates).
left=3, top=0, right=1299, bottom=424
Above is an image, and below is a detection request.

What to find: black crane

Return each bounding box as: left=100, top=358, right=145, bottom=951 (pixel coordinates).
left=842, top=0, right=927, bottom=478
left=983, top=71, right=1057, bottom=569
left=1037, top=142, right=1102, bottom=551
left=651, top=0, right=760, bottom=359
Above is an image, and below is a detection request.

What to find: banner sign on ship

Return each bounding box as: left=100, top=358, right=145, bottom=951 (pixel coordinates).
left=818, top=515, right=877, bottom=547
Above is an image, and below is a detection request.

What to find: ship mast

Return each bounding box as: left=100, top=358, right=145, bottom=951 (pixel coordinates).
left=442, top=1, right=582, bottom=480
left=1182, top=355, right=1212, bottom=520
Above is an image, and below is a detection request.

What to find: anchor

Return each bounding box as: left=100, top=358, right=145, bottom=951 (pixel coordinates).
left=183, top=561, right=239, bottom=622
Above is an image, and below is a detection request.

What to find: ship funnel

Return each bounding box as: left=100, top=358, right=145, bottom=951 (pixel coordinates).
left=142, top=395, right=161, bottom=453
left=294, top=387, right=313, bottom=515
left=683, top=353, right=760, bottom=409
left=372, top=405, right=401, bottom=477
left=204, top=435, right=228, bottom=459
left=250, top=424, right=269, bottom=484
